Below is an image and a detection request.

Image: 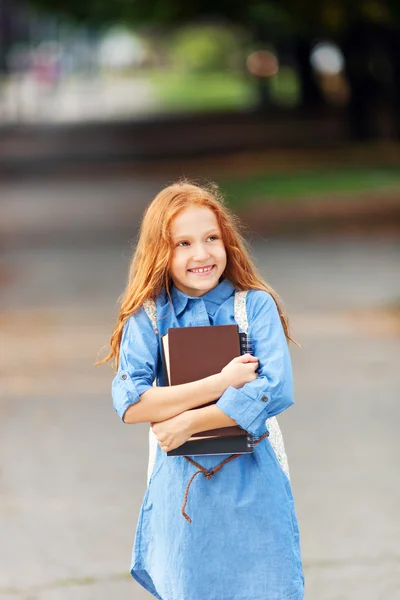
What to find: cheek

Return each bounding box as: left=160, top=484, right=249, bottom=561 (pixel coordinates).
left=216, top=244, right=227, bottom=266
left=170, top=253, right=185, bottom=277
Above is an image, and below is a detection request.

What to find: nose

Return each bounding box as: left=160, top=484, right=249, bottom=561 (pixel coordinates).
left=192, top=242, right=211, bottom=262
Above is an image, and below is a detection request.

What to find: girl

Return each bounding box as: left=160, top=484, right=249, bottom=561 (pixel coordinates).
left=101, top=180, right=304, bottom=600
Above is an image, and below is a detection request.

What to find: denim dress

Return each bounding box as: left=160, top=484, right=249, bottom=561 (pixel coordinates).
left=112, top=279, right=304, bottom=600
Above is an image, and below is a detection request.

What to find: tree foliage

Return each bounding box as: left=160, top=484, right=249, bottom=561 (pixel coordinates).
left=28, top=0, right=400, bottom=33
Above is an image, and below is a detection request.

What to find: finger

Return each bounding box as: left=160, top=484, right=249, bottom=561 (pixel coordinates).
left=230, top=355, right=244, bottom=363
left=238, top=353, right=258, bottom=363
left=244, top=362, right=259, bottom=372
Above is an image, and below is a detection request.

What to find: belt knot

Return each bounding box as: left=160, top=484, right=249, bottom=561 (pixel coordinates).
left=180, top=429, right=269, bottom=523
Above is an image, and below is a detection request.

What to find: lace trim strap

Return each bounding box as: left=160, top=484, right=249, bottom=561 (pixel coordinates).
left=143, top=298, right=158, bottom=336
left=233, top=290, right=249, bottom=333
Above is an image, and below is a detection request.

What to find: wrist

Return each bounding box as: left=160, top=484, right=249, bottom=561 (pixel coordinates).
left=182, top=409, right=197, bottom=437
left=212, top=371, right=229, bottom=396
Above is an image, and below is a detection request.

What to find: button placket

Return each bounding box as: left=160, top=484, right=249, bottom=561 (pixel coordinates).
left=193, top=298, right=209, bottom=326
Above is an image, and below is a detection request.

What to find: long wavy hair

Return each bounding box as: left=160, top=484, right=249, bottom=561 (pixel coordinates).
left=98, top=179, right=296, bottom=370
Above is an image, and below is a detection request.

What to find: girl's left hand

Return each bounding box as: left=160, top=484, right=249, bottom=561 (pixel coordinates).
left=151, top=412, right=193, bottom=453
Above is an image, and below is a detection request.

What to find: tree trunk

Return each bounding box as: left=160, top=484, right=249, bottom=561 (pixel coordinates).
left=294, top=37, right=325, bottom=112
left=0, top=0, right=14, bottom=73
left=342, top=20, right=397, bottom=141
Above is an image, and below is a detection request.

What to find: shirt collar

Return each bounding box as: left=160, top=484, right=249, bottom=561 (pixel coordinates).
left=171, top=279, right=235, bottom=317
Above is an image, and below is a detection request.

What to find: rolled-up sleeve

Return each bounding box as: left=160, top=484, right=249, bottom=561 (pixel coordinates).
left=111, top=306, right=158, bottom=422
left=216, top=290, right=294, bottom=436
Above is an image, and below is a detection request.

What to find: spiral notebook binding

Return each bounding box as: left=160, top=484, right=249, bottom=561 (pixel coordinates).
left=246, top=435, right=255, bottom=448
left=239, top=332, right=254, bottom=355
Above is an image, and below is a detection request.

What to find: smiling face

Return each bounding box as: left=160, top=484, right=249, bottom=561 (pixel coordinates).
left=169, top=204, right=227, bottom=297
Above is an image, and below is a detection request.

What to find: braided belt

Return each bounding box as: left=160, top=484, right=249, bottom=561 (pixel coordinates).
left=181, top=429, right=270, bottom=523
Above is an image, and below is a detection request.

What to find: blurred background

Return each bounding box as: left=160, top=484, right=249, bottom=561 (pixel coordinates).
left=1, top=1, right=399, bottom=599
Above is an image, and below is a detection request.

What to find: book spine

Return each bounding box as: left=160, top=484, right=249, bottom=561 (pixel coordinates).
left=160, top=343, right=170, bottom=385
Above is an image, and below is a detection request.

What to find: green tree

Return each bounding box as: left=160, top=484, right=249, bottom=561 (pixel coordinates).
left=29, top=0, right=400, bottom=138
left=28, top=1, right=400, bottom=32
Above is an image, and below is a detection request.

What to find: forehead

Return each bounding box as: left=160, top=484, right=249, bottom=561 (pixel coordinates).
left=170, top=205, right=220, bottom=237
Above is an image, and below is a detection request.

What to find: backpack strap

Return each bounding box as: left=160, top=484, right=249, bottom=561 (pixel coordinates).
left=234, top=289, right=290, bottom=480
left=144, top=293, right=248, bottom=336
left=234, top=290, right=249, bottom=334
left=143, top=298, right=159, bottom=485
left=143, top=298, right=158, bottom=336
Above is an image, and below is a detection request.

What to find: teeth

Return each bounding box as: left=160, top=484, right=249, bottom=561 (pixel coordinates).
left=190, top=266, right=212, bottom=273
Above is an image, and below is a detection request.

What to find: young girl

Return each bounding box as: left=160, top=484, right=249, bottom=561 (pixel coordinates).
left=101, top=180, right=304, bottom=600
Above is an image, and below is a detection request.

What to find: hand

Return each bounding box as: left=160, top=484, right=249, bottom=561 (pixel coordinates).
left=220, top=354, right=259, bottom=389
left=151, top=412, right=194, bottom=453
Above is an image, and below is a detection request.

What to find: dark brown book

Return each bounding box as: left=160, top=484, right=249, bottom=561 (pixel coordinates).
left=161, top=324, right=254, bottom=456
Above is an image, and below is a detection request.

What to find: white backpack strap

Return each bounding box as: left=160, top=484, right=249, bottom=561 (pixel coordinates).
left=142, top=298, right=158, bottom=336
left=234, top=290, right=290, bottom=480
left=234, top=290, right=249, bottom=333
left=147, top=427, right=158, bottom=486
left=266, top=418, right=290, bottom=479
left=142, top=298, right=159, bottom=485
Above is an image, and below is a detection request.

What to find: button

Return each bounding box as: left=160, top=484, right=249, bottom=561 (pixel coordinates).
left=261, top=395, right=269, bottom=402
left=121, top=374, right=127, bottom=380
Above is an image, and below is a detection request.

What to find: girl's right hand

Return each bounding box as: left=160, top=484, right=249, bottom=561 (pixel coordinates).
left=220, top=354, right=259, bottom=389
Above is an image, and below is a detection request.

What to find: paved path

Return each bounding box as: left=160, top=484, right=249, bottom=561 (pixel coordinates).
left=0, top=181, right=399, bottom=599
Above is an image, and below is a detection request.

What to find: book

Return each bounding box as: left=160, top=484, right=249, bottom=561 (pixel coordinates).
left=161, top=324, right=255, bottom=456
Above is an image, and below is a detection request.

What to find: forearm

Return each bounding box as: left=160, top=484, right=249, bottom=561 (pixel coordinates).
left=186, top=404, right=238, bottom=435
left=216, top=376, right=293, bottom=437
left=123, top=373, right=227, bottom=424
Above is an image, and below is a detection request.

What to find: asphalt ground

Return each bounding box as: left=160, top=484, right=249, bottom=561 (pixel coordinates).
left=0, top=173, right=399, bottom=600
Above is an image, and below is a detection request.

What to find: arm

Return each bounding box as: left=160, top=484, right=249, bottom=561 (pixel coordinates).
left=124, top=374, right=228, bottom=424
left=215, top=290, right=294, bottom=437
left=150, top=356, right=259, bottom=452
left=112, top=306, right=230, bottom=424
left=150, top=404, right=238, bottom=453
left=187, top=404, right=238, bottom=434
left=137, top=354, right=259, bottom=426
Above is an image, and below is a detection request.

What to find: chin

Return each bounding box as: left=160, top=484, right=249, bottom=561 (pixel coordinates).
left=177, top=275, right=218, bottom=295
left=192, top=277, right=220, bottom=292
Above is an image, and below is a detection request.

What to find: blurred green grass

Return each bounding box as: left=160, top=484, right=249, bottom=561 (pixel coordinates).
left=150, top=71, right=257, bottom=111
left=149, top=68, right=303, bottom=111
left=219, top=167, right=400, bottom=207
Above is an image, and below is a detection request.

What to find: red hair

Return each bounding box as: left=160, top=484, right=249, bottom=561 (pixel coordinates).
left=98, top=179, right=296, bottom=369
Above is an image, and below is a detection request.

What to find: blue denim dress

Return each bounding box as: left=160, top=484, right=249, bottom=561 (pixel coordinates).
left=112, top=279, right=304, bottom=600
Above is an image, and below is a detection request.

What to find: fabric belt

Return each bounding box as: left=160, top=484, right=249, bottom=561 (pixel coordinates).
left=181, top=429, right=270, bottom=523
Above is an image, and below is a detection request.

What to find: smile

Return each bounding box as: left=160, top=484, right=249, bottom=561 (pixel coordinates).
left=188, top=265, right=215, bottom=275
